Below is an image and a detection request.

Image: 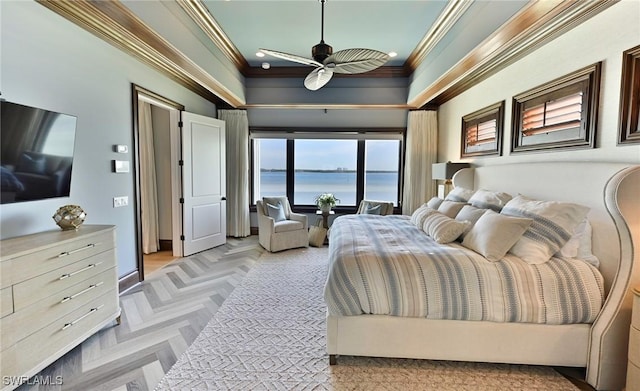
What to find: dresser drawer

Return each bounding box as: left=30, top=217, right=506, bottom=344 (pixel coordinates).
left=7, top=229, right=115, bottom=285
left=12, top=292, right=119, bottom=380
left=0, top=287, right=13, bottom=318
left=12, top=249, right=115, bottom=311
left=1, top=269, right=117, bottom=347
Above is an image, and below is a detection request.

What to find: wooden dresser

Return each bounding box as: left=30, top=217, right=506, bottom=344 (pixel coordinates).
left=0, top=225, right=120, bottom=390
left=629, top=287, right=640, bottom=391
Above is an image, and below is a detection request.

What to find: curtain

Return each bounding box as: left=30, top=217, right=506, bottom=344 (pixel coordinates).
left=218, top=109, right=251, bottom=237
left=138, top=101, right=159, bottom=254
left=402, top=110, right=438, bottom=215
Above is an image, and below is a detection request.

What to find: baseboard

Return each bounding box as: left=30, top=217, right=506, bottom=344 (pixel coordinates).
left=158, top=239, right=172, bottom=251
left=250, top=226, right=259, bottom=235
left=119, top=270, right=141, bottom=294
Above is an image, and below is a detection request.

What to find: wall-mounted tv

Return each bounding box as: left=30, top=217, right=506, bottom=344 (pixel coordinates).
left=1, top=101, right=77, bottom=204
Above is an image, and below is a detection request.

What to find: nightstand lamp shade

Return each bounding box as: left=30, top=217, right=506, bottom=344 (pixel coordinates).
left=432, top=162, right=470, bottom=198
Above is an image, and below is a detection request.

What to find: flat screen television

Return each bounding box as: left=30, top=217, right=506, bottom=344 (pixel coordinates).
left=1, top=101, right=77, bottom=204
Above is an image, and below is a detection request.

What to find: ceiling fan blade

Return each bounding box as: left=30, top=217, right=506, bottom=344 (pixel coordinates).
left=259, top=48, right=322, bottom=67
left=304, top=67, right=334, bottom=91
left=325, top=48, right=389, bottom=74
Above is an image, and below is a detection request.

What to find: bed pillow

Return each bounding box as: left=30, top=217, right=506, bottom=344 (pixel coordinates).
left=468, top=189, right=512, bottom=212
left=437, top=200, right=466, bottom=218
left=556, top=220, right=600, bottom=267
left=422, top=212, right=471, bottom=244
left=454, top=205, right=486, bottom=239
left=266, top=202, right=286, bottom=222
left=426, top=196, right=443, bottom=209
left=363, top=204, right=382, bottom=215
left=461, top=210, right=532, bottom=262
left=501, top=195, right=590, bottom=264
left=410, top=204, right=437, bottom=227
left=445, top=187, right=475, bottom=203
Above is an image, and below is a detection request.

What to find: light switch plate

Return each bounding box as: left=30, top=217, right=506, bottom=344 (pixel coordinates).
left=115, top=145, right=128, bottom=153
left=113, top=160, right=130, bottom=173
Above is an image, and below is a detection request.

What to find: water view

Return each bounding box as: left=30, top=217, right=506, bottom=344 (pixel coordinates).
left=259, top=170, right=398, bottom=206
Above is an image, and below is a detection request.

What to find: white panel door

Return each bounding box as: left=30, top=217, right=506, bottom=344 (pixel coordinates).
left=181, top=112, right=226, bottom=256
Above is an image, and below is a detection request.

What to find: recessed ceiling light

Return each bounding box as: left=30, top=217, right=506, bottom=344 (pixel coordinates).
left=256, top=51, right=265, bottom=58
left=388, top=52, right=398, bottom=58
left=261, top=62, right=271, bottom=70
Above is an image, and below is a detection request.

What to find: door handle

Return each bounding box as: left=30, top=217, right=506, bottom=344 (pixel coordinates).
left=221, top=196, right=227, bottom=201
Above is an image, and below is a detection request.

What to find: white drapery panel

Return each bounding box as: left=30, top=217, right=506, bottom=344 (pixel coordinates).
left=218, top=109, right=251, bottom=237
left=138, top=101, right=159, bottom=254
left=402, top=110, right=438, bottom=215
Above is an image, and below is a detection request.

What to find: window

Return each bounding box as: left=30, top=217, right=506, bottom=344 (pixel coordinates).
left=618, top=45, right=640, bottom=145
left=251, top=129, right=403, bottom=211
left=364, top=140, right=400, bottom=201
left=461, top=101, right=504, bottom=157
left=294, top=139, right=358, bottom=205
left=253, top=139, right=286, bottom=200
left=511, top=62, right=601, bottom=153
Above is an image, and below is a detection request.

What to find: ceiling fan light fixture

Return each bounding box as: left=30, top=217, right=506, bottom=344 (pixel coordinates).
left=388, top=51, right=398, bottom=58
left=261, top=62, right=270, bottom=70
left=256, top=51, right=265, bottom=57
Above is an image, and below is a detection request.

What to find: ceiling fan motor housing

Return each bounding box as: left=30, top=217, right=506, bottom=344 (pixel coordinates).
left=312, top=42, right=333, bottom=62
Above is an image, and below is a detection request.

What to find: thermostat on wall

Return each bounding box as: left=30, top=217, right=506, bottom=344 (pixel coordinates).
left=113, top=160, right=130, bottom=173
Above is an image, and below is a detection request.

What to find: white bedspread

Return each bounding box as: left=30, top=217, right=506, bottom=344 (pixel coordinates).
left=323, top=215, right=604, bottom=324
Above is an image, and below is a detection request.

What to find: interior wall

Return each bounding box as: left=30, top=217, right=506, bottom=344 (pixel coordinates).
left=151, top=105, right=172, bottom=242
left=437, top=0, right=640, bottom=166
left=0, top=1, right=217, bottom=277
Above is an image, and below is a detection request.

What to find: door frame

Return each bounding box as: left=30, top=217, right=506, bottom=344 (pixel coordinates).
left=129, top=84, right=184, bottom=287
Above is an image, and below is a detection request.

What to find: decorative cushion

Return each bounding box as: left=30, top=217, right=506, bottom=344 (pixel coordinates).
left=426, top=196, right=443, bottom=210
left=263, top=196, right=290, bottom=219
left=422, top=212, right=470, bottom=244
left=363, top=204, right=382, bottom=215
left=445, top=187, right=476, bottom=203
left=501, top=195, right=590, bottom=264
left=437, top=200, right=466, bottom=218
left=468, top=189, right=512, bottom=212
left=409, top=204, right=437, bottom=227
left=461, top=210, right=532, bottom=262
left=454, top=205, right=486, bottom=239
left=266, top=202, right=286, bottom=222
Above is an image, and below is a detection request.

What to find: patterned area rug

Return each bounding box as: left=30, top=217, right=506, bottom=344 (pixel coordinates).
left=155, top=247, right=578, bottom=390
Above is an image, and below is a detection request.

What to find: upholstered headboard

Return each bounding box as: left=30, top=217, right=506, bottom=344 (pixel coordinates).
left=453, top=162, right=640, bottom=389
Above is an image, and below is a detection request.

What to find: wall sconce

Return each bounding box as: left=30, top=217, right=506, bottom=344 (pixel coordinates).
left=432, top=161, right=470, bottom=198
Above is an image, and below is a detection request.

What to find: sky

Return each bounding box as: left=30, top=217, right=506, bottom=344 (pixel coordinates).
left=258, top=139, right=399, bottom=171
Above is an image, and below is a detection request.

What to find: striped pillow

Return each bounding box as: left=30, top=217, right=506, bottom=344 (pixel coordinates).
left=501, top=195, right=590, bottom=264
left=410, top=205, right=437, bottom=227
left=422, top=211, right=470, bottom=244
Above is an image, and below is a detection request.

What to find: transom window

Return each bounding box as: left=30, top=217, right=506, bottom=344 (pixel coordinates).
left=461, top=101, right=504, bottom=157
left=251, top=128, right=403, bottom=211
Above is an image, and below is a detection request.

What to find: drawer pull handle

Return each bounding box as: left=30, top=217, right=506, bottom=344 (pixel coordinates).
left=59, top=262, right=102, bottom=280
left=62, top=305, right=104, bottom=330
left=60, top=281, right=104, bottom=303
left=58, top=243, right=97, bottom=258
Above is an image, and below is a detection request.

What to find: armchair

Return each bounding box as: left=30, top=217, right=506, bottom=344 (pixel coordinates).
left=256, top=196, right=309, bottom=252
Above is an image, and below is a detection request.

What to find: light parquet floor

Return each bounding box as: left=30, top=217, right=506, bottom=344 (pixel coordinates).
left=17, top=236, right=264, bottom=391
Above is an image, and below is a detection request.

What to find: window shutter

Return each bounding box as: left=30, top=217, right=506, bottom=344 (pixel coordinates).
left=522, top=92, right=583, bottom=136
left=466, top=119, right=496, bottom=146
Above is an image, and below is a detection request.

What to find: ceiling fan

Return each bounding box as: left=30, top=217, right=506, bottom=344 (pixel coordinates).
left=259, top=0, right=390, bottom=91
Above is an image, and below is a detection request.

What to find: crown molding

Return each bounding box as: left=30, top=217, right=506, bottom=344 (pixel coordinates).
left=37, top=0, right=245, bottom=108
left=176, top=0, right=249, bottom=73
left=241, top=103, right=411, bottom=110
left=409, top=0, right=616, bottom=108
left=404, top=0, right=473, bottom=74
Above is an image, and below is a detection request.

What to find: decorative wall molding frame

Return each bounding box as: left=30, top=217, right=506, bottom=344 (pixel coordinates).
left=618, top=44, right=640, bottom=145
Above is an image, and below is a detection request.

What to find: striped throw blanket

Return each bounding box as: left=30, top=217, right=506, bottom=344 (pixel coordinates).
left=323, top=215, right=604, bottom=324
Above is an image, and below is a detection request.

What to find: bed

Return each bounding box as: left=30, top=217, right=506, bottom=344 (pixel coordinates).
left=324, top=162, right=639, bottom=391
